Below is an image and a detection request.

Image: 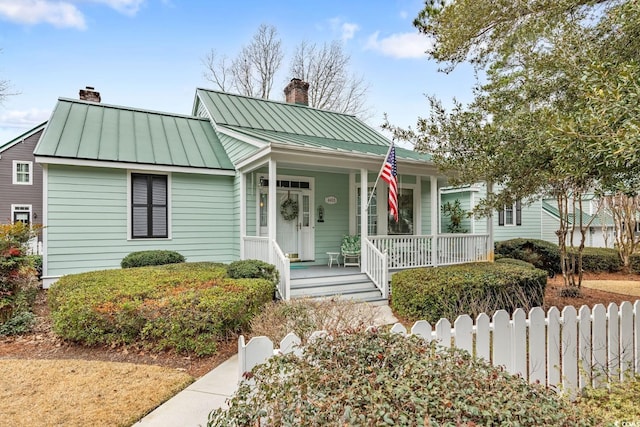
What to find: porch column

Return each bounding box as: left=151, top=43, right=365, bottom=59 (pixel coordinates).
left=430, top=176, right=438, bottom=267
left=268, top=159, right=277, bottom=263
left=360, top=168, right=368, bottom=272
left=486, top=180, right=495, bottom=262
left=239, top=172, right=246, bottom=260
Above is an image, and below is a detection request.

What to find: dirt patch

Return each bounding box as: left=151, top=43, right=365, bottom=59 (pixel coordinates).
left=0, top=359, right=192, bottom=427
left=545, top=272, right=640, bottom=311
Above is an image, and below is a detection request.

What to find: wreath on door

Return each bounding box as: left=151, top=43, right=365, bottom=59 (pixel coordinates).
left=280, top=198, right=299, bottom=221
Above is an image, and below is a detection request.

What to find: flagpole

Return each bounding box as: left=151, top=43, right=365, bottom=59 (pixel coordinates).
left=366, top=141, right=394, bottom=209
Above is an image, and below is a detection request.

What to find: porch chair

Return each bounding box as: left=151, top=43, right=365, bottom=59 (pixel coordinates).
left=341, top=235, right=361, bottom=268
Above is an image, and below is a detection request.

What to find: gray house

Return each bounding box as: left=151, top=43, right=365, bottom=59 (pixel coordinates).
left=34, top=81, right=493, bottom=299
left=0, top=121, right=46, bottom=246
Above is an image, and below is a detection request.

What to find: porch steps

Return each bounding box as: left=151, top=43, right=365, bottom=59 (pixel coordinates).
left=290, top=271, right=388, bottom=306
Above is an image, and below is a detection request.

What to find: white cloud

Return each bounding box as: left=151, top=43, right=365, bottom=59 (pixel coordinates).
left=0, top=0, right=145, bottom=29
left=0, top=0, right=86, bottom=29
left=399, top=10, right=408, bottom=19
left=328, top=17, right=360, bottom=42
left=0, top=108, right=51, bottom=128
left=365, top=31, right=433, bottom=59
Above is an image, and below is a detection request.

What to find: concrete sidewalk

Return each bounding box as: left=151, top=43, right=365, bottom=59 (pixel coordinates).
left=133, top=305, right=398, bottom=426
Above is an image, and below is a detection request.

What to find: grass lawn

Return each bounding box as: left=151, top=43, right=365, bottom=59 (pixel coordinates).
left=0, top=359, right=193, bottom=427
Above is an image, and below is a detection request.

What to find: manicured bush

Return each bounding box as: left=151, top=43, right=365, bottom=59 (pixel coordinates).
left=208, top=330, right=593, bottom=426
left=573, top=247, right=621, bottom=273
left=120, top=250, right=185, bottom=268
left=495, top=238, right=561, bottom=274
left=630, top=253, right=640, bottom=274
left=227, top=259, right=278, bottom=287
left=48, top=262, right=275, bottom=356
left=391, top=262, right=547, bottom=323
left=495, top=257, right=537, bottom=269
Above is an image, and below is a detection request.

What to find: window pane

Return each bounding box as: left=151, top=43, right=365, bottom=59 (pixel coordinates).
left=302, top=195, right=310, bottom=227
left=259, top=193, right=268, bottom=227
left=132, top=176, right=148, bottom=205
left=356, top=187, right=377, bottom=235
left=152, top=177, right=167, bottom=205
left=152, top=207, right=167, bottom=236
left=16, top=163, right=30, bottom=183
left=133, top=207, right=148, bottom=237
left=389, top=189, right=413, bottom=235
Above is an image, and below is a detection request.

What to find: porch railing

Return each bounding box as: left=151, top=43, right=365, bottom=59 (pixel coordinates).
left=241, top=236, right=290, bottom=300
left=272, top=241, right=291, bottom=300
left=362, top=238, right=388, bottom=299
left=369, top=235, right=433, bottom=269
left=438, top=234, right=489, bottom=266
left=243, top=236, right=269, bottom=261
left=370, top=234, right=489, bottom=269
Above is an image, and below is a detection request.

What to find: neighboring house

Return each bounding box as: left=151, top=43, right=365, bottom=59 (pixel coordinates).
left=34, top=81, right=492, bottom=296
left=441, top=185, right=615, bottom=248
left=0, top=121, right=46, bottom=247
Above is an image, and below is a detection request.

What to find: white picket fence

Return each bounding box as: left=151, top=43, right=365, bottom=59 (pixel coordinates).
left=239, top=300, right=640, bottom=394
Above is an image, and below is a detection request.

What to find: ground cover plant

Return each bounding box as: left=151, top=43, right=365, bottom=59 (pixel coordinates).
left=48, top=262, right=274, bottom=356
left=208, top=329, right=593, bottom=426
left=391, top=262, right=547, bottom=323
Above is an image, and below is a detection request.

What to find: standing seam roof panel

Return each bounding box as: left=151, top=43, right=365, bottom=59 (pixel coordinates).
left=117, top=110, right=137, bottom=163
left=56, top=103, right=88, bottom=158
left=77, top=105, right=102, bottom=159
left=148, top=114, right=172, bottom=165
left=162, top=116, right=190, bottom=167
left=133, top=110, right=155, bottom=164
left=176, top=119, right=205, bottom=168
left=99, top=108, right=119, bottom=161
left=36, top=101, right=70, bottom=156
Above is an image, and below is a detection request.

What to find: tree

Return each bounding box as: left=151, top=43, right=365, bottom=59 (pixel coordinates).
left=203, top=24, right=283, bottom=99
left=203, top=26, right=371, bottom=117
left=0, top=49, right=13, bottom=104
left=387, top=0, right=640, bottom=293
left=289, top=41, right=371, bottom=118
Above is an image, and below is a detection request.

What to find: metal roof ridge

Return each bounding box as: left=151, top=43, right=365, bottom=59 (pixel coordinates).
left=56, top=97, right=208, bottom=121
left=223, top=124, right=392, bottom=145
left=195, top=87, right=359, bottom=119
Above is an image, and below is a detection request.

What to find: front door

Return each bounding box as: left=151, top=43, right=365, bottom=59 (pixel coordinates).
left=275, top=190, right=314, bottom=261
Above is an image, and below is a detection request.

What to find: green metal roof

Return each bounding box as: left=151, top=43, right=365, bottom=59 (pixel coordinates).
left=542, top=200, right=614, bottom=226
left=196, top=88, right=393, bottom=147
left=35, top=98, right=233, bottom=170
left=221, top=125, right=433, bottom=161
left=0, top=121, right=47, bottom=153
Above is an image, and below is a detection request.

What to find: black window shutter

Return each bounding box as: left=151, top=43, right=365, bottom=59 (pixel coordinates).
left=132, top=174, right=167, bottom=238
left=498, top=207, right=505, bottom=226
left=516, top=200, right=522, bottom=226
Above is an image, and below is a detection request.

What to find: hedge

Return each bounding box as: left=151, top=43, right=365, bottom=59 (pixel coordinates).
left=495, top=238, right=561, bottom=274
left=121, top=250, right=185, bottom=268
left=391, top=262, right=547, bottom=323
left=48, top=262, right=275, bottom=356
left=573, top=247, right=621, bottom=273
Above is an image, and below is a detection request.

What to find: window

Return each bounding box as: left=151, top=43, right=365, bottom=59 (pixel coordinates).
left=12, top=205, right=31, bottom=225
left=499, top=200, right=521, bottom=226
left=356, top=187, right=377, bottom=235
left=13, top=161, right=32, bottom=185
left=132, top=173, right=168, bottom=238
left=388, top=188, right=414, bottom=235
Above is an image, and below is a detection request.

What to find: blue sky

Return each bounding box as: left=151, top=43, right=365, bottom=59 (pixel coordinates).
left=0, top=0, right=477, bottom=145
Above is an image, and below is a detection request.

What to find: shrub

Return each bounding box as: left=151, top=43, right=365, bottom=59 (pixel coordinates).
left=208, top=330, right=593, bottom=426
left=0, top=222, right=40, bottom=333
left=495, top=257, right=537, bottom=269
left=391, top=262, right=547, bottom=323
left=250, top=298, right=379, bottom=344
left=630, top=253, right=640, bottom=274
left=120, top=250, right=185, bottom=268
left=577, top=375, right=640, bottom=424
left=26, top=255, right=42, bottom=278
left=227, top=259, right=278, bottom=287
left=573, top=247, right=621, bottom=273
left=495, top=238, right=561, bottom=274
left=48, top=262, right=274, bottom=356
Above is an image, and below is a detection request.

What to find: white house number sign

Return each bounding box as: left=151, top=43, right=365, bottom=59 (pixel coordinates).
left=324, top=196, right=338, bottom=205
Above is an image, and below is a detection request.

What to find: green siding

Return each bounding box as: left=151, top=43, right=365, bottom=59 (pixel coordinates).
left=541, top=211, right=560, bottom=244
left=494, top=198, right=543, bottom=242
left=46, top=165, right=236, bottom=278
left=440, top=192, right=473, bottom=233
left=218, top=133, right=260, bottom=165
left=420, top=178, right=432, bottom=234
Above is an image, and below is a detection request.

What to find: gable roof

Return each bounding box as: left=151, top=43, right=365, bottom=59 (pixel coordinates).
left=195, top=88, right=432, bottom=162
left=35, top=98, right=234, bottom=171
left=0, top=121, right=47, bottom=153
left=542, top=200, right=614, bottom=226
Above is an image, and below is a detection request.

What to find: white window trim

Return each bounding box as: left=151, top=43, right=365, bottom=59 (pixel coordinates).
left=11, top=204, right=32, bottom=224
left=126, top=171, right=172, bottom=240
left=13, top=160, right=33, bottom=185
left=504, top=202, right=517, bottom=226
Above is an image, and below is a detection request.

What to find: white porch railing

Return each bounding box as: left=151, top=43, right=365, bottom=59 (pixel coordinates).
left=243, top=236, right=269, bottom=262
left=370, top=234, right=489, bottom=269
left=438, top=234, right=489, bottom=266
left=241, top=236, right=290, bottom=300
left=271, top=241, right=291, bottom=301
left=238, top=300, right=640, bottom=395
left=362, top=238, right=388, bottom=298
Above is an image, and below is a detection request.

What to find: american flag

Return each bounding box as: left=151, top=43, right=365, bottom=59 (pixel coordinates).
left=380, top=143, right=398, bottom=222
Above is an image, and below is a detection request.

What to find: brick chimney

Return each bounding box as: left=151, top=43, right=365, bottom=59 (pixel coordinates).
left=79, top=86, right=101, bottom=103
left=284, top=78, right=309, bottom=106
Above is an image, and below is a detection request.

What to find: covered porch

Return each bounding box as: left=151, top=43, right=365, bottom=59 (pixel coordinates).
left=236, top=143, right=493, bottom=302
